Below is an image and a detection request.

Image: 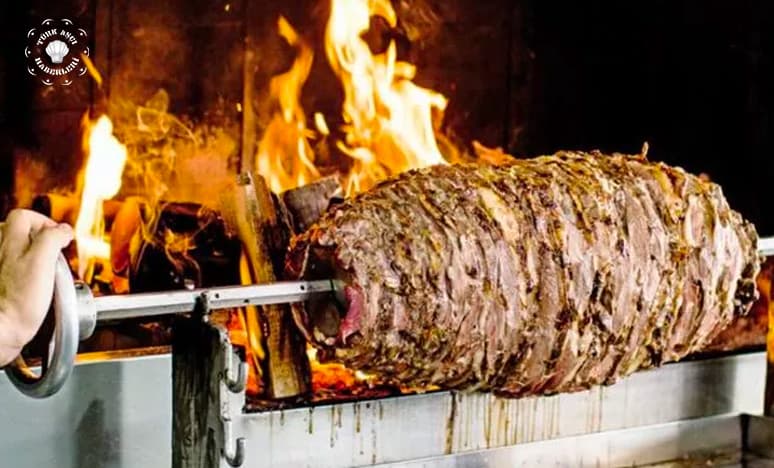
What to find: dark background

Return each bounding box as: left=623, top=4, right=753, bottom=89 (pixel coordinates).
left=1, top=0, right=773, bottom=232
left=527, top=1, right=774, bottom=234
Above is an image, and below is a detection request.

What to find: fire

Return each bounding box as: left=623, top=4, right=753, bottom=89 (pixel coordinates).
left=237, top=0, right=455, bottom=400
left=238, top=251, right=265, bottom=396
left=75, top=115, right=128, bottom=279
left=255, top=0, right=449, bottom=196
left=308, top=347, right=356, bottom=392
left=325, top=0, right=448, bottom=194
left=255, top=17, right=319, bottom=194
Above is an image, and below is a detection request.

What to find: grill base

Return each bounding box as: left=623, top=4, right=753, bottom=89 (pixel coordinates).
left=378, top=413, right=774, bottom=468
left=226, top=351, right=764, bottom=467
left=0, top=349, right=765, bottom=467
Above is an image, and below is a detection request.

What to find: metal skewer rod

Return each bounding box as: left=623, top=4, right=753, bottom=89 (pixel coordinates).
left=80, top=235, right=774, bottom=322
left=9, top=236, right=774, bottom=400
left=759, top=236, right=774, bottom=257
left=92, top=279, right=343, bottom=322
left=88, top=234, right=774, bottom=322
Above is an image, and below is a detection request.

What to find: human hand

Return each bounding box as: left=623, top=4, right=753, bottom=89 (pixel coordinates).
left=0, top=209, right=74, bottom=366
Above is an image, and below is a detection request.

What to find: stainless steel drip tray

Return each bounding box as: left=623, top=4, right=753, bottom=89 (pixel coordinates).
left=377, top=414, right=774, bottom=468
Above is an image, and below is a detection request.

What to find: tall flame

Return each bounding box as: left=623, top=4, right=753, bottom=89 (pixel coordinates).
left=75, top=115, right=128, bottom=279
left=255, top=17, right=320, bottom=194
left=254, top=0, right=449, bottom=196
left=238, top=0, right=454, bottom=398
left=325, top=0, right=448, bottom=194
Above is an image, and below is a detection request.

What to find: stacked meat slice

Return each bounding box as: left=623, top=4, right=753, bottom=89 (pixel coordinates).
left=286, top=151, right=760, bottom=397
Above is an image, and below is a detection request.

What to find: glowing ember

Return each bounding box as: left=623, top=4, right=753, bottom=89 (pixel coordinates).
left=325, top=0, right=448, bottom=194
left=255, top=17, right=320, bottom=194
left=75, top=115, right=128, bottom=279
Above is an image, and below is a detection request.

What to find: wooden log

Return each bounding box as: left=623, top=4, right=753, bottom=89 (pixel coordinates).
left=270, top=192, right=295, bottom=274
left=31, top=193, right=123, bottom=226
left=222, top=172, right=310, bottom=400
left=172, top=317, right=225, bottom=468
left=280, top=176, right=342, bottom=232
left=110, top=197, right=143, bottom=294
left=129, top=202, right=242, bottom=292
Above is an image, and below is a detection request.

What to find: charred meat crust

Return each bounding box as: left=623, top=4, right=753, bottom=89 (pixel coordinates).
left=285, top=151, right=761, bottom=397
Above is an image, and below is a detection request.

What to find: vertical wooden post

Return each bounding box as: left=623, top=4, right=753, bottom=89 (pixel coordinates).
left=281, top=176, right=342, bottom=232
left=93, top=0, right=113, bottom=98
left=173, top=311, right=246, bottom=468
left=240, top=0, right=260, bottom=174
left=172, top=317, right=224, bottom=468
left=222, top=172, right=310, bottom=400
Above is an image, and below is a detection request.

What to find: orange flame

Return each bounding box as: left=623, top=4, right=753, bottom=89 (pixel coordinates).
left=255, top=17, right=320, bottom=194
left=254, top=0, right=449, bottom=196
left=236, top=0, right=454, bottom=400
left=325, top=0, right=448, bottom=194
left=238, top=251, right=264, bottom=396
left=75, top=115, right=128, bottom=279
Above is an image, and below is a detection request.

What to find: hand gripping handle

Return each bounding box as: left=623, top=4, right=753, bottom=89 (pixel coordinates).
left=5, top=253, right=96, bottom=398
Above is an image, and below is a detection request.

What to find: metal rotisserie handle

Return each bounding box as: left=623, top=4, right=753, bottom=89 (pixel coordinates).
left=4, top=254, right=340, bottom=399
left=5, top=254, right=93, bottom=398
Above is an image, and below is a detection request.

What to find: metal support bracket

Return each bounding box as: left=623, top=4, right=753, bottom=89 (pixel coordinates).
left=214, top=326, right=246, bottom=467
left=198, top=291, right=247, bottom=394
left=221, top=414, right=246, bottom=467
left=221, top=334, right=247, bottom=394
left=194, top=292, right=213, bottom=323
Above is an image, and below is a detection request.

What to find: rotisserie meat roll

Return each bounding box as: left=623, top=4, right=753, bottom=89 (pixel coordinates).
left=286, top=150, right=761, bottom=397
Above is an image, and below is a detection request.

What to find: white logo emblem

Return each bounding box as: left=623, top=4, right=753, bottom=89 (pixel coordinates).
left=45, top=40, right=70, bottom=64
left=25, top=19, right=89, bottom=86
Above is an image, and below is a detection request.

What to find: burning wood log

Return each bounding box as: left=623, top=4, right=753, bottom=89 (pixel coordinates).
left=222, top=173, right=310, bottom=400
left=32, top=193, right=126, bottom=286
left=281, top=176, right=342, bottom=232
left=109, top=197, right=143, bottom=293
left=128, top=202, right=242, bottom=292
left=31, top=193, right=123, bottom=226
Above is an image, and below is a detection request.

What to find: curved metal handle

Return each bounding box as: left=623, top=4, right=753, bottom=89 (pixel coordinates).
left=5, top=253, right=93, bottom=398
